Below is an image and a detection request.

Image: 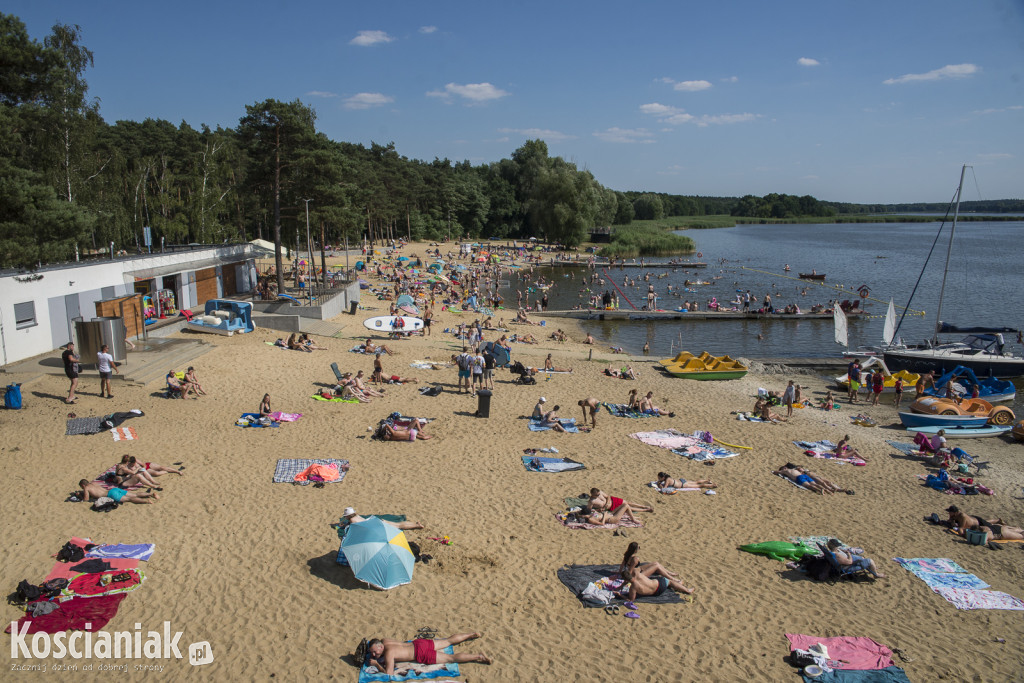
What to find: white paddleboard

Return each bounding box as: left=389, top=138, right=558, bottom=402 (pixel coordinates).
left=363, top=315, right=424, bottom=332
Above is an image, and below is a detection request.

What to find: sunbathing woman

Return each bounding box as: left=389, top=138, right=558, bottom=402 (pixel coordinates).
left=339, top=379, right=371, bottom=403
left=618, top=542, right=680, bottom=579
left=299, top=333, right=327, bottom=351
left=259, top=393, right=272, bottom=416
left=581, top=502, right=638, bottom=526
left=115, top=460, right=160, bottom=488
left=382, top=422, right=432, bottom=441
left=623, top=560, right=694, bottom=600
left=979, top=524, right=1024, bottom=542
left=656, top=472, right=716, bottom=492
left=626, top=388, right=640, bottom=410
left=833, top=435, right=866, bottom=462
left=120, top=455, right=182, bottom=478
left=589, top=488, right=654, bottom=513
left=540, top=406, right=567, bottom=433
left=755, top=398, right=787, bottom=423
left=353, top=370, right=385, bottom=397
left=287, top=332, right=312, bottom=352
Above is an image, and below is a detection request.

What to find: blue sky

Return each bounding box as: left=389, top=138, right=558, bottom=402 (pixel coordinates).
left=10, top=1, right=1024, bottom=203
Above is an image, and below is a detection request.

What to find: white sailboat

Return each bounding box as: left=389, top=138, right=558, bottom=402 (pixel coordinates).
left=883, top=164, right=1024, bottom=378
left=833, top=305, right=848, bottom=347
left=882, top=299, right=897, bottom=346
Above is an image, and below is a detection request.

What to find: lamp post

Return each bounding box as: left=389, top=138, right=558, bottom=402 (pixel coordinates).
left=302, top=198, right=313, bottom=287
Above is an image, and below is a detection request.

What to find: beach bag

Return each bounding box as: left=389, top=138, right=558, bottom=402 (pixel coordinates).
left=5, top=383, right=22, bottom=409
left=15, top=580, right=42, bottom=604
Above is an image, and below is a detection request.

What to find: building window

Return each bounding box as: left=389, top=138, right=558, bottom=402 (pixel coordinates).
left=14, top=301, right=37, bottom=329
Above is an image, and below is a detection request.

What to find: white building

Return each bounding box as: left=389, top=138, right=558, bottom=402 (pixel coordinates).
left=0, top=245, right=258, bottom=366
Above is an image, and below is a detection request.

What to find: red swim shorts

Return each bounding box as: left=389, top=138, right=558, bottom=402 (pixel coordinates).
left=413, top=639, right=437, bottom=665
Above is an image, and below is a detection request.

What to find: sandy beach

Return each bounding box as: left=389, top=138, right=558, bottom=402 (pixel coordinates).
left=3, top=243, right=1023, bottom=682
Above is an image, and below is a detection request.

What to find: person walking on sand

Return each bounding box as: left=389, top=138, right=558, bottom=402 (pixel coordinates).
left=363, top=633, right=490, bottom=677
left=62, top=342, right=81, bottom=403
left=892, top=376, right=904, bottom=408
left=96, top=344, right=119, bottom=399
left=578, top=397, right=601, bottom=429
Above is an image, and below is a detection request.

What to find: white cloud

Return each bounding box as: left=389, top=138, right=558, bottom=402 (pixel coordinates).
left=350, top=30, right=394, bottom=46
left=593, top=127, right=655, bottom=144
left=640, top=102, right=756, bottom=127
left=797, top=57, right=820, bottom=67
left=306, top=90, right=338, bottom=98
left=721, top=76, right=738, bottom=83
left=975, top=153, right=1012, bottom=161
left=419, top=26, right=438, bottom=34
left=427, top=82, right=509, bottom=103
left=639, top=102, right=682, bottom=116
left=883, top=63, right=978, bottom=85
left=343, top=92, right=394, bottom=110
left=498, top=127, right=575, bottom=142
left=972, top=105, right=1023, bottom=115
left=673, top=80, right=712, bottom=92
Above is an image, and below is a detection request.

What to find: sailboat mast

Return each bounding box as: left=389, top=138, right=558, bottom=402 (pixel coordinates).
left=932, top=164, right=968, bottom=344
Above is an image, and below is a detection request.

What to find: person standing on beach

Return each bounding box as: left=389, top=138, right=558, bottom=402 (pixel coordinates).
left=870, top=369, right=884, bottom=405
left=847, top=360, right=861, bottom=403
left=893, top=376, right=904, bottom=407
left=423, top=307, right=432, bottom=336
left=455, top=347, right=473, bottom=395
left=62, top=342, right=81, bottom=404
left=782, top=380, right=796, bottom=418
left=742, top=291, right=751, bottom=312
left=97, top=344, right=119, bottom=399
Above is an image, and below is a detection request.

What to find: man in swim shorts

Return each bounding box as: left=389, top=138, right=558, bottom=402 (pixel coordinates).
left=364, top=632, right=490, bottom=676
left=577, top=397, right=600, bottom=429
left=78, top=479, right=159, bottom=504
left=624, top=563, right=694, bottom=600
left=589, top=488, right=654, bottom=513
left=773, top=465, right=834, bottom=495
left=342, top=507, right=424, bottom=531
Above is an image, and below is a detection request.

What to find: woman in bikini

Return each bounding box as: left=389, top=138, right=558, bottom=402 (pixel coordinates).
left=259, top=394, right=272, bottom=416
left=589, top=488, right=654, bottom=513
left=581, top=502, right=638, bottom=526
left=183, top=367, right=206, bottom=396
left=120, top=455, right=182, bottom=478
left=115, top=460, right=161, bottom=488
left=656, top=472, right=716, bottom=492
left=618, top=542, right=680, bottom=580
left=626, top=388, right=640, bottom=411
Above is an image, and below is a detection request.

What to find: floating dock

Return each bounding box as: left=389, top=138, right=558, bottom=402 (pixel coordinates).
left=540, top=309, right=865, bottom=322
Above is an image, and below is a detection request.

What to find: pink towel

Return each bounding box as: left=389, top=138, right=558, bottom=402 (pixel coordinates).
left=269, top=411, right=302, bottom=422
left=785, top=634, right=894, bottom=670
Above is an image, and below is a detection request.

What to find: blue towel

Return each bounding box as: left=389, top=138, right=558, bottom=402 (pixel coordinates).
left=528, top=418, right=579, bottom=433
left=86, top=543, right=156, bottom=561
left=802, top=666, right=911, bottom=683
left=521, top=455, right=585, bottom=472
left=358, top=644, right=459, bottom=682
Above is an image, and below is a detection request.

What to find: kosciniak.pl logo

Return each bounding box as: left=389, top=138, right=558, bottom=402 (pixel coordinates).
left=10, top=621, right=213, bottom=666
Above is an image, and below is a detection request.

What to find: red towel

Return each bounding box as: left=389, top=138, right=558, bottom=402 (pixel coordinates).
left=6, top=595, right=126, bottom=635
left=294, top=463, right=340, bottom=482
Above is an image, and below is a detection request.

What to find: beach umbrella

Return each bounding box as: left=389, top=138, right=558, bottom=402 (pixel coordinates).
left=341, top=517, right=415, bottom=590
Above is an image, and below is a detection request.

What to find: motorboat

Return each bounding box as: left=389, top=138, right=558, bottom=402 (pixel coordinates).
left=798, top=272, right=825, bottom=280
left=898, top=411, right=990, bottom=429
left=658, top=351, right=748, bottom=380
left=907, top=396, right=1015, bottom=426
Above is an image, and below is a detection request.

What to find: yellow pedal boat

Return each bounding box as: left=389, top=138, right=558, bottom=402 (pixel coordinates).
left=658, top=351, right=748, bottom=380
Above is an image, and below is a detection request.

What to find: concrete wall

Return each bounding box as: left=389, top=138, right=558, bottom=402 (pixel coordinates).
left=250, top=280, right=361, bottom=321
left=0, top=245, right=254, bottom=367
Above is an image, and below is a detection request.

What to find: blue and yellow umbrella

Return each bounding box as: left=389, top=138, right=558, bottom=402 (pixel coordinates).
left=341, top=517, right=415, bottom=590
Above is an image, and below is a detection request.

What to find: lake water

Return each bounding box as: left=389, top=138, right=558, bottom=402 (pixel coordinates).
left=500, top=221, right=1024, bottom=362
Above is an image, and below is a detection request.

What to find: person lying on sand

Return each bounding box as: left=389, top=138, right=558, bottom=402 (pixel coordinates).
left=580, top=503, right=639, bottom=526
left=115, top=461, right=160, bottom=488
left=979, top=524, right=1024, bottom=542
left=342, top=507, right=424, bottom=530
left=120, top=455, right=182, bottom=478
left=656, top=472, right=716, bottom=492
left=298, top=333, right=328, bottom=351
left=515, top=309, right=538, bottom=325
left=382, top=422, right=432, bottom=441
left=589, top=488, right=654, bottom=513
left=363, top=632, right=490, bottom=676
left=774, top=464, right=839, bottom=495
left=543, top=353, right=572, bottom=373
left=946, top=506, right=1005, bottom=533
left=79, top=479, right=159, bottom=504
left=623, top=560, right=694, bottom=600
left=335, top=377, right=372, bottom=403
left=826, top=539, right=885, bottom=578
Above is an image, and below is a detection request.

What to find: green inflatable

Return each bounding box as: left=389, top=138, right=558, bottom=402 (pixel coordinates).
left=738, top=541, right=816, bottom=562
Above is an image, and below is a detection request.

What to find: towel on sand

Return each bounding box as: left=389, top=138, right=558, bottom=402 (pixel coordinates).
left=555, top=512, right=642, bottom=530
left=111, top=427, right=137, bottom=441
left=358, top=644, right=458, bottom=682
left=794, top=440, right=866, bottom=466
left=236, top=413, right=279, bottom=428
left=311, top=394, right=361, bottom=403
left=931, top=588, right=1024, bottom=611
left=273, top=459, right=349, bottom=485
left=800, top=668, right=911, bottom=683
left=86, top=543, right=155, bottom=562
left=65, top=416, right=103, bottom=435
left=604, top=403, right=659, bottom=419
left=6, top=594, right=127, bottom=635
left=522, top=456, right=585, bottom=472
left=786, top=634, right=895, bottom=670
left=557, top=564, right=685, bottom=607
left=529, top=418, right=579, bottom=432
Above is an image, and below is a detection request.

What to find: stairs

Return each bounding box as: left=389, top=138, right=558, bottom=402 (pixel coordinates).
left=119, top=338, right=214, bottom=387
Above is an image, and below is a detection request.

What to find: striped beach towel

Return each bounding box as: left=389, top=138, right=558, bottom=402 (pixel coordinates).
left=111, top=427, right=137, bottom=441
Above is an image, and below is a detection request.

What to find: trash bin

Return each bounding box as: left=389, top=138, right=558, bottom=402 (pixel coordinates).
left=475, top=389, right=492, bottom=418
left=349, top=301, right=359, bottom=315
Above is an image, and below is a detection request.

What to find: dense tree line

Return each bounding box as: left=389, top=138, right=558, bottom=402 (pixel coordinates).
left=828, top=199, right=1024, bottom=215
left=730, top=193, right=837, bottom=219
left=0, top=14, right=618, bottom=271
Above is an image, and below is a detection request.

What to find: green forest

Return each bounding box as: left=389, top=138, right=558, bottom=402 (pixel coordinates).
left=2, top=13, right=1021, bottom=270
